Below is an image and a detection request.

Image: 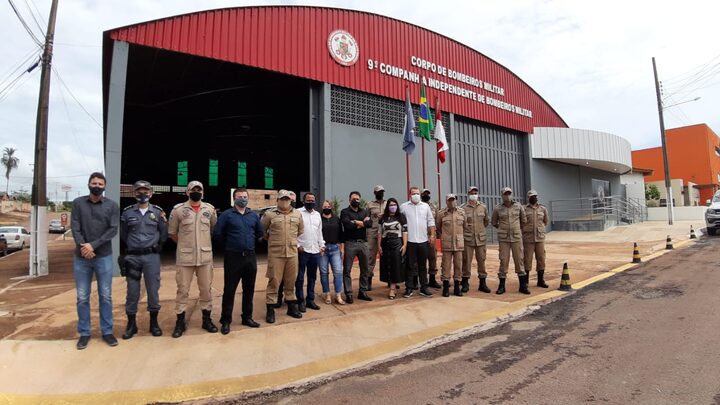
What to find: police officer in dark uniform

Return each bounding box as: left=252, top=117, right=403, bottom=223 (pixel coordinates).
left=119, top=180, right=168, bottom=339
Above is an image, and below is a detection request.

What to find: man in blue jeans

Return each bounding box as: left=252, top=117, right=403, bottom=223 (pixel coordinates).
left=295, top=192, right=325, bottom=312
left=70, top=172, right=120, bottom=350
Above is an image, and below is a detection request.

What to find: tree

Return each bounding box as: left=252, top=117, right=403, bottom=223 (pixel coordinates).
left=1, top=147, right=19, bottom=194
left=645, top=183, right=660, bottom=201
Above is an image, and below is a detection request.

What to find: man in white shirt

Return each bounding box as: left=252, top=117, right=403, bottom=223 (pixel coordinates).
left=400, top=186, right=436, bottom=298
left=296, top=192, right=326, bottom=312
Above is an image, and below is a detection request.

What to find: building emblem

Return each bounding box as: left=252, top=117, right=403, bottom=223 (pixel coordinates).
left=327, top=30, right=359, bottom=66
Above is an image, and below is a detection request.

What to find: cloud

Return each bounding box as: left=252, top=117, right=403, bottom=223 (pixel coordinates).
left=1, top=0, right=719, bottom=197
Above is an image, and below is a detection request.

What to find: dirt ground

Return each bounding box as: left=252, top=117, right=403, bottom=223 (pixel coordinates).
left=0, top=220, right=703, bottom=342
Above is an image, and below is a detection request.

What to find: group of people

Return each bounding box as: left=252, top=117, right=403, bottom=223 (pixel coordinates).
left=70, top=172, right=549, bottom=350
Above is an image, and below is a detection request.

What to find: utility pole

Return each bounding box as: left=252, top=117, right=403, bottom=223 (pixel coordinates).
left=30, top=0, right=59, bottom=277
left=652, top=57, right=674, bottom=226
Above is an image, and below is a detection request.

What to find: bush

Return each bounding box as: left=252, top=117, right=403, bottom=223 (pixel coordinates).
left=646, top=199, right=660, bottom=208
left=645, top=183, right=660, bottom=201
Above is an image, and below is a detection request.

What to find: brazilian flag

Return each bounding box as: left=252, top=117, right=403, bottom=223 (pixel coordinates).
left=418, top=80, right=434, bottom=141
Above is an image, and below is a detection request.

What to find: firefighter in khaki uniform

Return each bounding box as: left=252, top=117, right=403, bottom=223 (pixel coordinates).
left=168, top=180, right=218, bottom=338
left=491, top=187, right=530, bottom=295
left=436, top=194, right=466, bottom=297
left=522, top=190, right=550, bottom=288
left=422, top=189, right=442, bottom=289
left=366, top=185, right=387, bottom=291
left=462, top=186, right=490, bottom=293
left=262, top=190, right=305, bottom=324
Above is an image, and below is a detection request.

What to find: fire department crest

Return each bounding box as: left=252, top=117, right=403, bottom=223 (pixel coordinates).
left=327, top=30, right=359, bottom=67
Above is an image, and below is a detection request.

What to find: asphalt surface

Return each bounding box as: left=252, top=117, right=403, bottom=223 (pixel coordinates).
left=212, top=236, right=720, bottom=405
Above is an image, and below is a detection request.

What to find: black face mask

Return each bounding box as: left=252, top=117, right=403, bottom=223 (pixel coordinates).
left=290, top=201, right=296, bottom=208
left=135, top=193, right=150, bottom=204
left=89, top=186, right=104, bottom=196
left=322, top=208, right=333, bottom=215
left=374, top=191, right=384, bottom=201
left=529, top=196, right=538, bottom=205
left=421, top=194, right=431, bottom=203
left=304, top=202, right=316, bottom=211
left=350, top=200, right=360, bottom=208
left=189, top=192, right=202, bottom=202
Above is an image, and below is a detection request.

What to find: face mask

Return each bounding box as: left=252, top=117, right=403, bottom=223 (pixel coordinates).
left=469, top=194, right=478, bottom=202
left=290, top=201, right=296, bottom=208
left=278, top=200, right=291, bottom=210
left=304, top=202, right=316, bottom=211
left=135, top=193, right=150, bottom=204
left=374, top=191, right=384, bottom=201
left=447, top=201, right=456, bottom=209
left=89, top=186, right=104, bottom=196
left=189, top=192, right=202, bottom=202
left=502, top=194, right=511, bottom=203
left=235, top=197, right=248, bottom=208
left=322, top=208, right=333, bottom=215
left=410, top=194, right=421, bottom=204
left=389, top=205, right=398, bottom=214
left=350, top=200, right=360, bottom=208
left=529, top=196, right=538, bottom=205
left=421, top=194, right=431, bottom=203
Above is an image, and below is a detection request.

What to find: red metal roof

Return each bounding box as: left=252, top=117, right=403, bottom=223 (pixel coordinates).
left=107, top=6, right=567, bottom=133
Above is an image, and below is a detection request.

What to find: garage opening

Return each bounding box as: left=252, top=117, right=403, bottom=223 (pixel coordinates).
left=119, top=45, right=310, bottom=213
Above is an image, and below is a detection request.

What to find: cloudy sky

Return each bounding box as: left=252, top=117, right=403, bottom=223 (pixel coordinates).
left=1, top=0, right=718, bottom=199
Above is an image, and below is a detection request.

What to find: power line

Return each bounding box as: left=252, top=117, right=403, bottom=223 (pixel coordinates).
left=52, top=67, right=103, bottom=129
left=22, top=0, right=44, bottom=34
left=0, top=48, right=40, bottom=91
left=55, top=76, right=92, bottom=171
left=7, top=0, right=44, bottom=47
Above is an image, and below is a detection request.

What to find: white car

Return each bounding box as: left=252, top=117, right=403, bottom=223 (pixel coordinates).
left=705, top=191, right=720, bottom=236
left=0, top=226, right=31, bottom=251
left=49, top=219, right=66, bottom=234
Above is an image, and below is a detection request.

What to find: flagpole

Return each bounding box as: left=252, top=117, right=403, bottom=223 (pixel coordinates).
left=421, top=136, right=427, bottom=189
left=406, top=154, right=411, bottom=197
left=436, top=97, right=442, bottom=206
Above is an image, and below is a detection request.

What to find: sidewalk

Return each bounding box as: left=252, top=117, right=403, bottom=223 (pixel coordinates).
left=0, top=220, right=704, bottom=404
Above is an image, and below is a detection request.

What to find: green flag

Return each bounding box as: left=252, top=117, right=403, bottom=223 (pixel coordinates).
left=418, top=81, right=434, bottom=141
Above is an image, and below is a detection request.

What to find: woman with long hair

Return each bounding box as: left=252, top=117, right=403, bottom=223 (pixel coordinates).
left=377, top=198, right=407, bottom=299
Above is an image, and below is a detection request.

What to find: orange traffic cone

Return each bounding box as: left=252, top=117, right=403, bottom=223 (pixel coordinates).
left=665, top=235, right=674, bottom=250
left=558, top=263, right=572, bottom=291
left=690, top=226, right=697, bottom=239
left=632, top=243, right=641, bottom=263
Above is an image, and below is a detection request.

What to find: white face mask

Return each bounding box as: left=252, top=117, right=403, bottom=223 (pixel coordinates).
left=469, top=194, right=478, bottom=202
left=410, top=194, right=421, bottom=204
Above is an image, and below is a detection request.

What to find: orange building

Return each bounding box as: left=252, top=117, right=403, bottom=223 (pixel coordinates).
left=632, top=123, right=720, bottom=203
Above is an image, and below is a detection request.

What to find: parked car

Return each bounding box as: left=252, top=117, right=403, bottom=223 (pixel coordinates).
left=705, top=191, right=720, bottom=236
left=0, top=235, right=7, bottom=256
left=49, top=219, right=66, bottom=234
left=0, top=226, right=31, bottom=251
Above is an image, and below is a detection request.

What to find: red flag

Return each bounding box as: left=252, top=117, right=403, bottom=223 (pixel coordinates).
left=435, top=102, right=449, bottom=163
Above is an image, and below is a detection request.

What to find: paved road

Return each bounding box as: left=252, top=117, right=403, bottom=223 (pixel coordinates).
left=224, top=236, right=720, bottom=405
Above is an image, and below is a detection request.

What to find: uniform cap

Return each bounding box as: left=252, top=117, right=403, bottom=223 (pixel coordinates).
left=277, top=189, right=292, bottom=200
left=446, top=193, right=457, bottom=200
left=133, top=180, right=152, bottom=191
left=422, top=188, right=431, bottom=194
left=527, top=190, right=538, bottom=197
left=468, top=186, right=479, bottom=193
left=374, top=185, right=385, bottom=192
left=187, top=181, right=204, bottom=191
left=501, top=187, right=513, bottom=195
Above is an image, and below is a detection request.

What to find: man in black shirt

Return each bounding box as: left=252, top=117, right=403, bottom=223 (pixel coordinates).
left=340, top=191, right=373, bottom=303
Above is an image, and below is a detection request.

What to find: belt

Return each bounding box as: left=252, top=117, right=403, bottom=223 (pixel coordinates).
left=348, top=239, right=367, bottom=243
left=126, top=246, right=159, bottom=255
left=232, top=250, right=255, bottom=257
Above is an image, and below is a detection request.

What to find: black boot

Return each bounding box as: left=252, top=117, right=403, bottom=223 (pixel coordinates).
left=537, top=270, right=549, bottom=288
left=519, top=275, right=531, bottom=295
left=496, top=278, right=506, bottom=295
left=266, top=304, right=276, bottom=324
left=122, top=313, right=138, bottom=340
left=429, top=275, right=442, bottom=289
left=442, top=280, right=450, bottom=297
left=298, top=301, right=307, bottom=313
left=149, top=311, right=162, bottom=337
left=358, top=290, right=374, bottom=301
left=172, top=312, right=186, bottom=338
left=460, top=277, right=470, bottom=293
left=201, top=309, right=219, bottom=333
left=345, top=292, right=354, bottom=304
left=273, top=291, right=284, bottom=309
left=478, top=277, right=491, bottom=293
left=453, top=280, right=464, bottom=297
left=286, top=301, right=303, bottom=319
left=368, top=276, right=373, bottom=291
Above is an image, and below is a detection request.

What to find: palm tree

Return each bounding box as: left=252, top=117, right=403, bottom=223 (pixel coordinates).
left=1, top=147, right=19, bottom=195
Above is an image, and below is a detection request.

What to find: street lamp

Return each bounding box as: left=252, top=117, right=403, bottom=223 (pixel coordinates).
left=652, top=57, right=701, bottom=226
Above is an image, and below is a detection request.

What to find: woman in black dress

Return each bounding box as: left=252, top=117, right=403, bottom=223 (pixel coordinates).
left=377, top=198, right=408, bottom=300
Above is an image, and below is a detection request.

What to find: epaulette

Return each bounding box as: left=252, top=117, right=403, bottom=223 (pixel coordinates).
left=204, top=202, right=215, bottom=209
left=152, top=204, right=165, bottom=212
left=122, top=204, right=135, bottom=211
